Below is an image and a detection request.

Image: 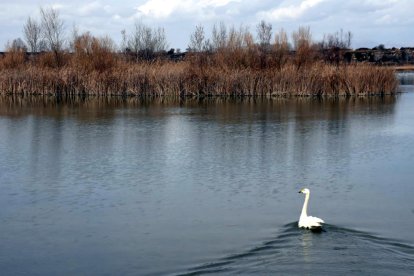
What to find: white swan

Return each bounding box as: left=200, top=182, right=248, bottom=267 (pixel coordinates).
left=298, top=188, right=324, bottom=230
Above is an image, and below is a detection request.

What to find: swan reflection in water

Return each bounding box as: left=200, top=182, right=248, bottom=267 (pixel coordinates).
left=300, top=230, right=314, bottom=263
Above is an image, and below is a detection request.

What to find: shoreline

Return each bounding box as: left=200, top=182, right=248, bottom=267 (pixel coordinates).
left=0, top=62, right=398, bottom=97
left=393, top=65, right=414, bottom=71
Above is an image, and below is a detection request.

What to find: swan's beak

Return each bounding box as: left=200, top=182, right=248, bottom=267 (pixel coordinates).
left=298, top=190, right=302, bottom=193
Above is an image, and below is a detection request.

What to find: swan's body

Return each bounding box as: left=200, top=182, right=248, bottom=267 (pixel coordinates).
left=298, top=188, right=324, bottom=230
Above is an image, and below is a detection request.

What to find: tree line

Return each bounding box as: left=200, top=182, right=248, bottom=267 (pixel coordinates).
left=4, top=7, right=356, bottom=67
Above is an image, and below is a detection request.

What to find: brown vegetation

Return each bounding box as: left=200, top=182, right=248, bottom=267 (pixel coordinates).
left=0, top=9, right=398, bottom=96
left=0, top=58, right=397, bottom=96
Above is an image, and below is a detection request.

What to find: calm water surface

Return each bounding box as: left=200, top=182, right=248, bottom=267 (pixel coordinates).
left=1, top=75, right=414, bottom=275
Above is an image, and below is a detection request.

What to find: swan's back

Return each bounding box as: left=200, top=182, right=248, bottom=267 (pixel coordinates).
left=298, top=215, right=324, bottom=229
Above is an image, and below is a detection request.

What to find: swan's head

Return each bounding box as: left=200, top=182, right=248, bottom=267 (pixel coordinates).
left=298, top=188, right=310, bottom=194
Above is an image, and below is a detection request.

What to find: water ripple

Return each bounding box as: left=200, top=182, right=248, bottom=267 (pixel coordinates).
left=178, top=222, right=414, bottom=275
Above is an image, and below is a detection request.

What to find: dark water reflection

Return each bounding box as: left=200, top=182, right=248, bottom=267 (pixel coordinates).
left=0, top=94, right=398, bottom=123
left=0, top=92, right=413, bottom=275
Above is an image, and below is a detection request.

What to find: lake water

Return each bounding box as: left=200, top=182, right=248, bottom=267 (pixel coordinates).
left=1, top=74, right=414, bottom=275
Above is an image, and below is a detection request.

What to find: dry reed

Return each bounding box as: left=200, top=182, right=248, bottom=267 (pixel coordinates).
left=0, top=51, right=397, bottom=96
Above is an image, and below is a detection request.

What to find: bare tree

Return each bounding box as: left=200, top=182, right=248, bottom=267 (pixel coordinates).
left=256, top=20, right=272, bottom=49
left=292, top=26, right=315, bottom=69
left=127, top=21, right=168, bottom=59
left=38, top=39, right=48, bottom=52
left=23, top=16, right=41, bottom=52
left=128, top=23, right=144, bottom=54
left=243, top=29, right=255, bottom=49
left=319, top=29, right=353, bottom=65
left=120, top=29, right=127, bottom=53
left=3, top=39, right=26, bottom=68
left=11, top=38, right=28, bottom=51
left=273, top=28, right=289, bottom=69
left=72, top=31, right=117, bottom=72
left=321, top=29, right=353, bottom=50
left=212, top=22, right=227, bottom=51
left=345, top=31, right=353, bottom=49
left=292, top=26, right=312, bottom=51
left=4, top=38, right=27, bottom=54
left=227, top=25, right=250, bottom=50
left=152, top=27, right=168, bottom=52
left=40, top=7, right=65, bottom=65
left=274, top=28, right=289, bottom=50
left=68, top=24, right=79, bottom=52
left=188, top=24, right=206, bottom=52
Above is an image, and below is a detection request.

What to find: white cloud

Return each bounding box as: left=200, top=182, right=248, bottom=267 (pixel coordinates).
left=135, top=0, right=240, bottom=19
left=78, top=1, right=104, bottom=16
left=258, top=0, right=325, bottom=21
left=136, top=0, right=184, bottom=18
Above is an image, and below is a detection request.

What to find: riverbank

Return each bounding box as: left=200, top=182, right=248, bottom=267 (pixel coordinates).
left=393, top=65, right=414, bottom=71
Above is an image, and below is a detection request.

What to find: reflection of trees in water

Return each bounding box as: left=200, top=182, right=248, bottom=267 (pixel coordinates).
left=0, top=95, right=397, bottom=122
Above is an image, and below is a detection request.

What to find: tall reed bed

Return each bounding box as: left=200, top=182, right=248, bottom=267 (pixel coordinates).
left=0, top=59, right=397, bottom=96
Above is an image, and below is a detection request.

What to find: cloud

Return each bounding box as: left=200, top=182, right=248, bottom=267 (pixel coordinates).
left=135, top=0, right=241, bottom=19
left=258, top=0, right=325, bottom=21
left=78, top=1, right=105, bottom=16
left=341, top=0, right=397, bottom=13
left=136, top=0, right=186, bottom=18
left=0, top=0, right=414, bottom=50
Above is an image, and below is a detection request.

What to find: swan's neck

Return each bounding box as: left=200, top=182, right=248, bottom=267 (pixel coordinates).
left=301, top=193, right=310, bottom=218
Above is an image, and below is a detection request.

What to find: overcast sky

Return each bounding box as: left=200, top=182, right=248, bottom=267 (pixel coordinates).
left=1, top=0, right=413, bottom=51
